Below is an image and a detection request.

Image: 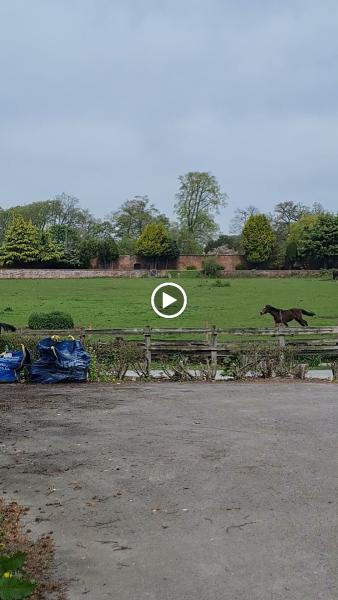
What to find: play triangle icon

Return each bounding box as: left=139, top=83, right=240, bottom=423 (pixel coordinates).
left=162, top=291, right=177, bottom=309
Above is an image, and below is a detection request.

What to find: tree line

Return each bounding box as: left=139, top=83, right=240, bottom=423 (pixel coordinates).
left=0, top=174, right=337, bottom=269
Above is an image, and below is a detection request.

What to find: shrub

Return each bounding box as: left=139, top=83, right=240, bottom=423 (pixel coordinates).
left=186, top=265, right=197, bottom=270
left=221, top=343, right=297, bottom=380
left=28, top=311, right=74, bottom=330
left=201, top=259, right=223, bottom=277
left=85, top=338, right=147, bottom=380
left=0, top=335, right=38, bottom=358
left=211, top=279, right=231, bottom=288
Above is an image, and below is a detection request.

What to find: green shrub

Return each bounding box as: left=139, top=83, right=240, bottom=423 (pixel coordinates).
left=28, top=311, right=74, bottom=330
left=186, top=265, right=197, bottom=270
left=85, top=338, right=147, bottom=380
left=211, top=279, right=231, bottom=288
left=0, top=335, right=38, bottom=359
left=235, top=264, right=246, bottom=270
left=201, top=259, right=223, bottom=277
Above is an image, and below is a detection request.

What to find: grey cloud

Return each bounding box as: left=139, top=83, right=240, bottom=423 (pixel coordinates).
left=0, top=0, right=337, bottom=228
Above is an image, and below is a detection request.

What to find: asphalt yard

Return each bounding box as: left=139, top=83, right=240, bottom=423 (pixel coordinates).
left=0, top=382, right=337, bottom=600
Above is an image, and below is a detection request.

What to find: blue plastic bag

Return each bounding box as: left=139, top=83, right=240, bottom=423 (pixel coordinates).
left=0, top=347, right=27, bottom=383
left=28, top=337, right=90, bottom=384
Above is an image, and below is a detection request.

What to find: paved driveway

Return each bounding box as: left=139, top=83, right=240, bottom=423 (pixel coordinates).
left=0, top=383, right=337, bottom=600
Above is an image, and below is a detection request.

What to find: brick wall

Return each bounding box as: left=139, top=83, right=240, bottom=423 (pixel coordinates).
left=176, top=254, right=244, bottom=270
left=91, top=253, right=245, bottom=271
left=0, top=269, right=149, bottom=279
left=0, top=267, right=324, bottom=279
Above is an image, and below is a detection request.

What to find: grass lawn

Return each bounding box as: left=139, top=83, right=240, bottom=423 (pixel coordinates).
left=0, top=276, right=338, bottom=330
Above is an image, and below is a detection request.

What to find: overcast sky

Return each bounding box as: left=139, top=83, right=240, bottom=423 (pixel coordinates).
left=1, top=0, right=337, bottom=231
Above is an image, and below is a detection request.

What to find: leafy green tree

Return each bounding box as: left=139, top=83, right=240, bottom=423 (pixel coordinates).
left=49, top=224, right=82, bottom=266
left=163, top=239, right=180, bottom=260
left=297, top=213, right=338, bottom=268
left=97, top=238, right=119, bottom=268
left=242, top=214, right=275, bottom=265
left=169, top=226, right=203, bottom=254
left=136, top=223, right=171, bottom=267
left=111, top=196, right=169, bottom=239
left=286, top=214, right=319, bottom=267
left=39, top=230, right=63, bottom=263
left=88, top=221, right=116, bottom=239
left=117, top=235, right=137, bottom=255
left=51, top=193, right=94, bottom=230
left=0, top=216, right=41, bottom=265
left=205, top=234, right=241, bottom=253
left=79, top=237, right=99, bottom=268
left=175, top=172, right=227, bottom=243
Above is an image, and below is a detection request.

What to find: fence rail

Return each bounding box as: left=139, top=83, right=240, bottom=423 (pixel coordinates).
left=11, top=326, right=338, bottom=369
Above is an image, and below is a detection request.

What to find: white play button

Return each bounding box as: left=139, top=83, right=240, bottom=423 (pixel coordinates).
left=151, top=283, right=188, bottom=319
left=162, top=291, right=177, bottom=309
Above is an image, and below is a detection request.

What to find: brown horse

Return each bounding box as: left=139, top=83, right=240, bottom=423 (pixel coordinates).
left=260, top=305, right=315, bottom=327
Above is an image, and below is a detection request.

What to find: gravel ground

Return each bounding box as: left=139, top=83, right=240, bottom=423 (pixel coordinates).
left=0, top=382, right=337, bottom=600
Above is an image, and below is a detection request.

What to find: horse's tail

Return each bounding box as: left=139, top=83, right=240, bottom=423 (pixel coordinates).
left=301, top=309, right=315, bottom=316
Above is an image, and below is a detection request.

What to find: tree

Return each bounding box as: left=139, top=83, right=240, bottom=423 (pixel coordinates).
left=230, top=206, right=258, bottom=234
left=242, top=214, right=275, bottom=265
left=286, top=214, right=319, bottom=267
left=170, top=226, right=203, bottom=254
left=50, top=193, right=94, bottom=230
left=88, top=221, right=116, bottom=239
left=111, top=196, right=169, bottom=239
left=97, top=238, right=119, bottom=269
left=296, top=213, right=338, bottom=268
left=117, top=236, right=137, bottom=255
left=205, top=234, right=241, bottom=253
left=79, top=237, right=99, bottom=268
left=273, top=201, right=309, bottom=235
left=39, top=230, right=63, bottom=263
left=49, top=224, right=82, bottom=267
left=136, top=223, right=171, bottom=267
left=175, top=172, right=227, bottom=242
left=0, top=216, right=41, bottom=265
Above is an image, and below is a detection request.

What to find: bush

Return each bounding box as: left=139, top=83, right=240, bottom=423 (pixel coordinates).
left=0, top=335, right=38, bottom=358
left=201, top=259, right=223, bottom=277
left=221, top=343, right=297, bottom=380
left=186, top=265, right=197, bottom=270
left=28, top=311, right=74, bottom=330
left=211, top=279, right=231, bottom=288
left=86, top=338, right=147, bottom=380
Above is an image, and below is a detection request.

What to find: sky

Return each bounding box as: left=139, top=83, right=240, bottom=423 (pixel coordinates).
left=0, top=0, right=337, bottom=231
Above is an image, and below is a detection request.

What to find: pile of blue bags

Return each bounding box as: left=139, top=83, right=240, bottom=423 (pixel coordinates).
left=28, top=337, right=90, bottom=383
left=0, top=345, right=29, bottom=383
left=0, top=337, right=90, bottom=384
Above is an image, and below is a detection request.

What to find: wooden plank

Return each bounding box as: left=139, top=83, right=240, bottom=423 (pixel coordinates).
left=16, top=325, right=338, bottom=337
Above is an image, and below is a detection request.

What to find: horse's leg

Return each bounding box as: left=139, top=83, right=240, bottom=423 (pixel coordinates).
left=296, top=318, right=307, bottom=327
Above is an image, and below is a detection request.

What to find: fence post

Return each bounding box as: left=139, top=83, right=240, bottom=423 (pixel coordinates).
left=144, top=327, right=152, bottom=375
left=278, top=333, right=286, bottom=369
left=210, top=325, right=218, bottom=376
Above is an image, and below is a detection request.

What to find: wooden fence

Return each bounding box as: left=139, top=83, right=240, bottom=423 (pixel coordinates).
left=14, top=325, right=338, bottom=369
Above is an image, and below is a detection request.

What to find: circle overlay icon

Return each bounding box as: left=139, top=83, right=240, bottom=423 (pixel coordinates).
left=151, top=283, right=188, bottom=319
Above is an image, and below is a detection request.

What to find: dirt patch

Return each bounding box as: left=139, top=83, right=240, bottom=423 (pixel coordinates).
left=0, top=498, right=66, bottom=599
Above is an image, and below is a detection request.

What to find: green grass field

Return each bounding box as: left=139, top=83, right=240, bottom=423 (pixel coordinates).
left=1, top=276, right=338, bottom=329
